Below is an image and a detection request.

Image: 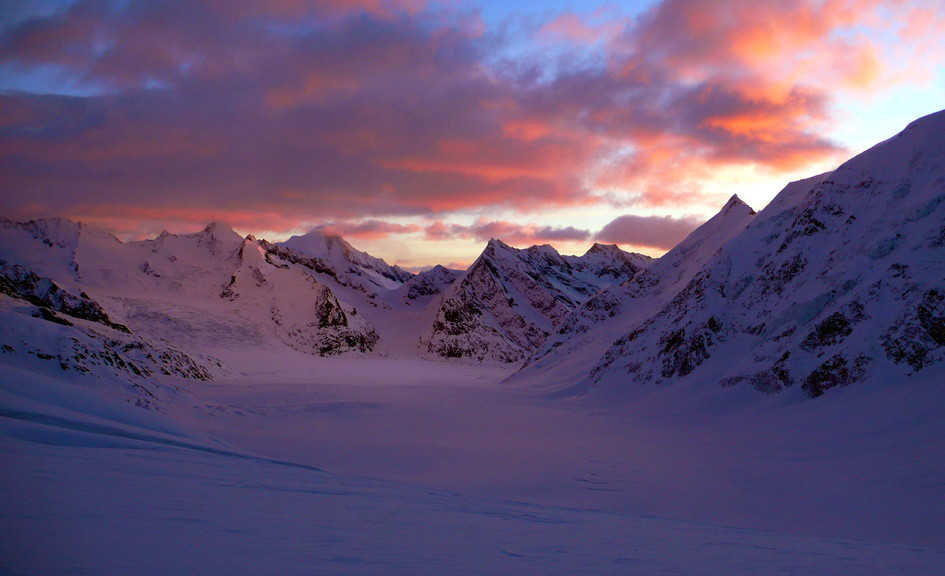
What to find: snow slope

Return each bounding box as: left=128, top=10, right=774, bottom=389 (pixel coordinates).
left=280, top=228, right=413, bottom=290
left=0, top=220, right=380, bottom=368
left=590, top=109, right=945, bottom=398
left=3, top=352, right=945, bottom=575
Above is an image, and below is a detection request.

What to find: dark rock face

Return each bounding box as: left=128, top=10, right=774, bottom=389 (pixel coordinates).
left=428, top=239, right=648, bottom=362
left=258, top=240, right=339, bottom=279
left=1, top=261, right=130, bottom=332
left=800, top=311, right=857, bottom=352
left=883, top=289, right=945, bottom=371
left=314, top=284, right=348, bottom=328
left=801, top=354, right=869, bottom=398
left=57, top=335, right=216, bottom=381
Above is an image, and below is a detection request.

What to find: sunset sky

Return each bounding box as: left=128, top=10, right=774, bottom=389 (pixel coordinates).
left=1, top=0, right=943, bottom=269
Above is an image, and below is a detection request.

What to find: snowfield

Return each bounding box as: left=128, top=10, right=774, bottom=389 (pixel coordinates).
left=2, top=350, right=945, bottom=575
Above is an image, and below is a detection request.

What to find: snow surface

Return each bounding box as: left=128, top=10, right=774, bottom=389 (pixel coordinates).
left=3, top=351, right=945, bottom=575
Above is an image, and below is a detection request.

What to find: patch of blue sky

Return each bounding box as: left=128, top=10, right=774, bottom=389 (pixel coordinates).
left=0, top=63, right=106, bottom=96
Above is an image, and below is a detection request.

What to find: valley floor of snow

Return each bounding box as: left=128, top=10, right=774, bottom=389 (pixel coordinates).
left=3, top=348, right=945, bottom=575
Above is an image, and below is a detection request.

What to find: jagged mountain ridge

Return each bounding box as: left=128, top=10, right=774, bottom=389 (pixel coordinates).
left=588, top=109, right=945, bottom=398
left=3, top=110, right=943, bottom=402
left=280, top=228, right=413, bottom=290
left=426, top=239, right=652, bottom=362
left=0, top=219, right=380, bottom=370
left=513, top=194, right=757, bottom=390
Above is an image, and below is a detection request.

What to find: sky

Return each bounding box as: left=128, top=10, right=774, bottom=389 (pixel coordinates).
left=1, top=0, right=943, bottom=269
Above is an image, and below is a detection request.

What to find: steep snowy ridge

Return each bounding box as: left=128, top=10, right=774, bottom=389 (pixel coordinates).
left=280, top=229, right=413, bottom=292
left=515, top=195, right=756, bottom=389
left=130, top=226, right=379, bottom=356
left=427, top=238, right=649, bottom=362
left=0, top=217, right=126, bottom=286
left=590, top=110, right=945, bottom=397
left=249, top=239, right=379, bottom=355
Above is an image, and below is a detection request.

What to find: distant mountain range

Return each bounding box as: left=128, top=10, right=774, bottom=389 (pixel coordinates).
left=427, top=239, right=652, bottom=362
left=3, top=109, right=944, bottom=400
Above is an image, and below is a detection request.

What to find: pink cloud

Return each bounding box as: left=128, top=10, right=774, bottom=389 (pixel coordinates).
left=318, top=219, right=423, bottom=241
left=0, top=0, right=939, bottom=239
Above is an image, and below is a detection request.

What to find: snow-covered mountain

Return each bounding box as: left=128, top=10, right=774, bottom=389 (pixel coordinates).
left=587, top=109, right=945, bottom=397
left=0, top=219, right=382, bottom=386
left=514, top=194, right=757, bottom=389
left=280, top=228, right=413, bottom=294
left=0, top=258, right=217, bottom=401
left=3, top=111, right=943, bottom=401
left=0, top=217, right=221, bottom=392
left=426, top=239, right=651, bottom=362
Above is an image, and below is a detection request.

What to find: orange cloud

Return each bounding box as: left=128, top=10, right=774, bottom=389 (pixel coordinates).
left=0, top=0, right=940, bottom=244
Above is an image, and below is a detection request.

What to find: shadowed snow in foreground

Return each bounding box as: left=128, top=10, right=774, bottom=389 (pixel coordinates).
left=2, top=356, right=945, bottom=575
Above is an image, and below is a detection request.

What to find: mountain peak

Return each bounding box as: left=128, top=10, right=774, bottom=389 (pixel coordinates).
left=280, top=228, right=412, bottom=285
left=585, top=242, right=619, bottom=256
left=589, top=108, right=945, bottom=398
left=201, top=221, right=238, bottom=238
left=721, top=194, right=756, bottom=216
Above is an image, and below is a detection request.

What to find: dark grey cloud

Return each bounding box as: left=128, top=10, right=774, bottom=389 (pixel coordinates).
left=596, top=214, right=701, bottom=250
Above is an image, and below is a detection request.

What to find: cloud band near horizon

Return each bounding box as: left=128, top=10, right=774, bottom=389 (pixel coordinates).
left=1, top=0, right=942, bottom=262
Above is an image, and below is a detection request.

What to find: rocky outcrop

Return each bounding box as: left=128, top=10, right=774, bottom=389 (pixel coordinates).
left=1, top=260, right=129, bottom=332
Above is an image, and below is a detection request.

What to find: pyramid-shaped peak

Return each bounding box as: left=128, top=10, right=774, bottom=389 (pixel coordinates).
left=585, top=242, right=620, bottom=255
left=182, top=221, right=244, bottom=256
left=485, top=238, right=516, bottom=253
left=721, top=194, right=755, bottom=215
